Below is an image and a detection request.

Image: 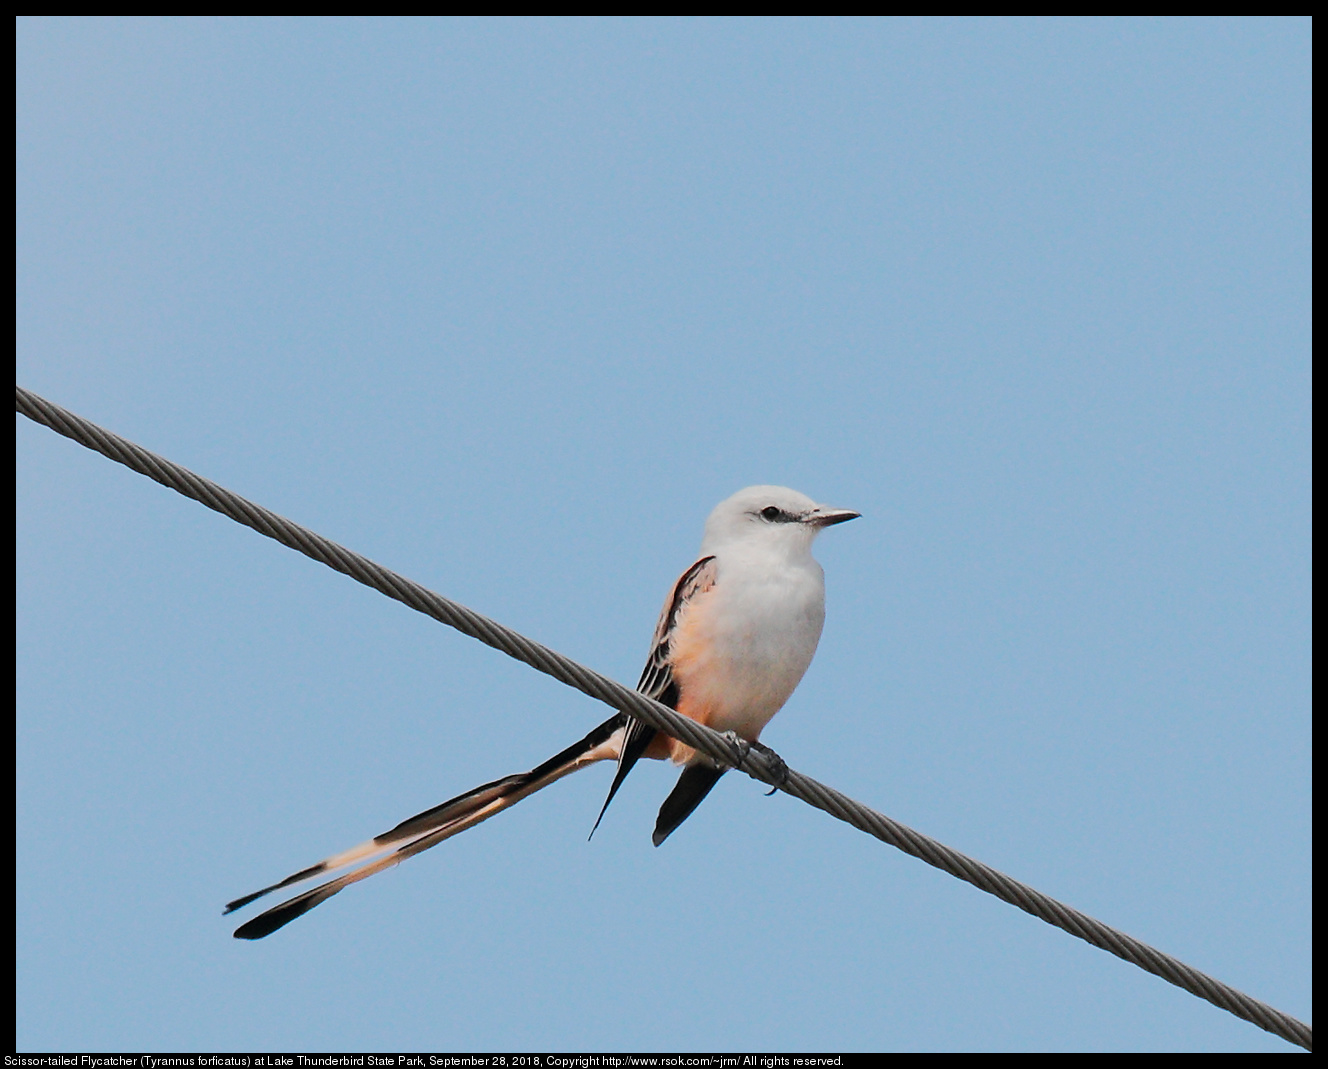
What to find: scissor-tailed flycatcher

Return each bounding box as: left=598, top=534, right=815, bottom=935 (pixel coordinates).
left=226, top=485, right=858, bottom=939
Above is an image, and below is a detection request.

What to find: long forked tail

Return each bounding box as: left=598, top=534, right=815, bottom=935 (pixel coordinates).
left=226, top=714, right=625, bottom=939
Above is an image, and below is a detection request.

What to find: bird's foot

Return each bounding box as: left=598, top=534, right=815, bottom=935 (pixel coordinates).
left=720, top=730, right=751, bottom=770
left=747, top=739, right=789, bottom=795
left=719, top=732, right=788, bottom=795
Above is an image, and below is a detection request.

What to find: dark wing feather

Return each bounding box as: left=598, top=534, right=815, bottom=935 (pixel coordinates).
left=652, top=764, right=727, bottom=846
left=590, top=555, right=718, bottom=833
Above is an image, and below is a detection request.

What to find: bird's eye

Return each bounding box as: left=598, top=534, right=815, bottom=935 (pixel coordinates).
left=760, top=506, right=782, bottom=521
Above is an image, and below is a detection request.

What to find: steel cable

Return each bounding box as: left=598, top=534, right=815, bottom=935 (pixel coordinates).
left=16, top=384, right=1311, bottom=1051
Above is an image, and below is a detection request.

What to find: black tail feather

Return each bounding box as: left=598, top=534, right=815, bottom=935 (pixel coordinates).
left=234, top=885, right=334, bottom=939
left=227, top=714, right=624, bottom=938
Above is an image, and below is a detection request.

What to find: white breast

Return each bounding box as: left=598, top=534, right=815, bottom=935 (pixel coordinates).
left=669, top=550, right=826, bottom=740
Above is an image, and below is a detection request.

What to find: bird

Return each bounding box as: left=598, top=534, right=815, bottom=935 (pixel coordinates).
left=225, top=485, right=858, bottom=939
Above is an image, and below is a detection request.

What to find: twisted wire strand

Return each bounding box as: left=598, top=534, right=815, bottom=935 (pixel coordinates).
left=15, top=385, right=1310, bottom=1051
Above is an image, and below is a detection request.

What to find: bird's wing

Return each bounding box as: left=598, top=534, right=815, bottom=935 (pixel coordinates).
left=590, top=554, right=718, bottom=834
left=652, top=763, right=727, bottom=846
left=227, top=713, right=624, bottom=939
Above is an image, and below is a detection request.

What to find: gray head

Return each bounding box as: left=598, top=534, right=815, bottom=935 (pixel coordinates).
left=700, top=485, right=859, bottom=557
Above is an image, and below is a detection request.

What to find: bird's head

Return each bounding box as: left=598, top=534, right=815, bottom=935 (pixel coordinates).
left=700, top=485, right=859, bottom=557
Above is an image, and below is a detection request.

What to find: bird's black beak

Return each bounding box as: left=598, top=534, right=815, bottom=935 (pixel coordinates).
left=805, top=507, right=860, bottom=528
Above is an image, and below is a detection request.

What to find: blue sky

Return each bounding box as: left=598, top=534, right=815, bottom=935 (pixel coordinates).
left=16, top=17, right=1310, bottom=1053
